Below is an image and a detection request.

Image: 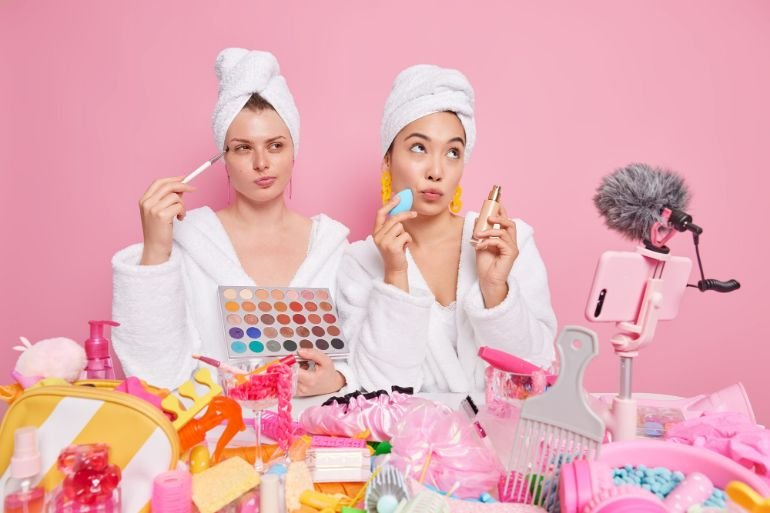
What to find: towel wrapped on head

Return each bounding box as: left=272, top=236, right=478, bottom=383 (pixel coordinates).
left=380, top=64, right=476, bottom=161
left=211, top=48, right=300, bottom=157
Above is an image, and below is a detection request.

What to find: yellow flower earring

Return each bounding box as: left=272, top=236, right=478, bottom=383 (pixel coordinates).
left=449, top=184, right=463, bottom=213
left=381, top=169, right=393, bottom=205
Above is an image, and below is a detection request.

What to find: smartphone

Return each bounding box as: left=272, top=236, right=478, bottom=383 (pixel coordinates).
left=585, top=251, right=693, bottom=322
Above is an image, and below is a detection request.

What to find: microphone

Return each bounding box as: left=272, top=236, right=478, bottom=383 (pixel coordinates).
left=593, top=163, right=740, bottom=293
left=593, top=163, right=691, bottom=242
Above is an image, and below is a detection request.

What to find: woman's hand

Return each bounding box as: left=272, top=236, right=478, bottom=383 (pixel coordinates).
left=372, top=195, right=417, bottom=292
left=296, top=348, right=346, bottom=396
left=138, top=177, right=195, bottom=265
left=473, top=206, right=520, bottom=308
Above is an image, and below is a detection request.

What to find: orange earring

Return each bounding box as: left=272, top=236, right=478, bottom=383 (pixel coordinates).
left=449, top=184, right=463, bottom=213
left=381, top=170, right=392, bottom=205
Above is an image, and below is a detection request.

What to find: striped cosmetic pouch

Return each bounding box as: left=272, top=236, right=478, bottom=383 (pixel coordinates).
left=0, top=383, right=179, bottom=513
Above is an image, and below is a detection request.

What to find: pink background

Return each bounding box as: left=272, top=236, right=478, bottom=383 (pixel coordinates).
left=1, top=2, right=768, bottom=421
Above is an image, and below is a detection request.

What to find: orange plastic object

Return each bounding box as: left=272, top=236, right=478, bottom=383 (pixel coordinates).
left=178, top=396, right=245, bottom=462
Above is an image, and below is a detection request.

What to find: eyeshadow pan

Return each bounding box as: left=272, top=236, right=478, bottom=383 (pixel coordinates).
left=286, top=290, right=299, bottom=300
left=301, top=290, right=314, bottom=300
left=280, top=327, right=294, bottom=338
left=327, top=325, right=341, bottom=336
left=225, top=301, right=239, bottom=312
left=319, top=302, right=333, bottom=312
left=277, top=314, right=291, bottom=325
left=246, top=327, right=261, bottom=338
left=231, top=341, right=247, bottom=353
left=244, top=314, right=259, bottom=325
left=258, top=302, right=272, bottom=312
left=271, top=289, right=284, bottom=300
left=264, top=327, right=278, bottom=338
left=242, top=301, right=256, bottom=312
left=223, top=288, right=238, bottom=299
left=274, top=302, right=288, bottom=312
left=296, top=326, right=310, bottom=337
left=331, top=338, right=345, bottom=350
left=315, top=339, right=329, bottom=350
left=249, top=341, right=264, bottom=353
left=266, top=340, right=281, bottom=352
left=229, top=327, right=244, bottom=339
left=316, top=290, right=329, bottom=300
left=289, top=301, right=303, bottom=312
left=283, top=340, right=298, bottom=352
left=308, top=314, right=321, bottom=325
left=260, top=314, right=275, bottom=325
left=292, top=314, right=306, bottom=324
left=305, top=302, right=318, bottom=312
left=227, top=314, right=242, bottom=325
left=239, top=289, right=253, bottom=300
left=299, top=339, right=313, bottom=349
left=312, top=326, right=325, bottom=337
left=323, top=313, right=337, bottom=324
left=256, top=289, right=270, bottom=300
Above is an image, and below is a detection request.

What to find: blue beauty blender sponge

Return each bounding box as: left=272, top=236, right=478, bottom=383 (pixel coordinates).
left=388, top=189, right=413, bottom=216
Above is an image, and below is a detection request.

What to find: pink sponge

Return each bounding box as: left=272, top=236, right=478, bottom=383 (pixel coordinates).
left=13, top=336, right=86, bottom=387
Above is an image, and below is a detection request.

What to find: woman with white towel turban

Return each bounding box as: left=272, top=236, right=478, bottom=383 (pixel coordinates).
left=112, top=49, right=356, bottom=395
left=337, top=64, right=557, bottom=393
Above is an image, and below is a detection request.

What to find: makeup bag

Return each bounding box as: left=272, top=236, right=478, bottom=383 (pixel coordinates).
left=0, top=381, right=179, bottom=513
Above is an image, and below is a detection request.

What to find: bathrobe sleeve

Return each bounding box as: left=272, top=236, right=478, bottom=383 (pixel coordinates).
left=336, top=244, right=435, bottom=391
left=111, top=243, right=198, bottom=390
left=461, top=220, right=557, bottom=369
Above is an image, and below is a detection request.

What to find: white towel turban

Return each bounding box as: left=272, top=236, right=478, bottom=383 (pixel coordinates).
left=380, top=64, right=476, bottom=162
left=212, top=48, right=300, bottom=157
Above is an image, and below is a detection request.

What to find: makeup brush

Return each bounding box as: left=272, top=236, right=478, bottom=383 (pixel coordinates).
left=181, top=152, right=224, bottom=184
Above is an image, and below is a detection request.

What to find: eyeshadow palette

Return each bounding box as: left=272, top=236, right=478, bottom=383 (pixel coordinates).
left=218, top=286, right=348, bottom=359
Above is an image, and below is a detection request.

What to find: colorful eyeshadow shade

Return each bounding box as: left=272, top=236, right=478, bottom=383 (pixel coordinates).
left=219, top=286, right=347, bottom=359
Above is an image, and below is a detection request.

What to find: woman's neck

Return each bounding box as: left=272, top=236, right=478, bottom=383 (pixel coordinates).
left=219, top=192, right=293, bottom=235
left=403, top=209, right=462, bottom=248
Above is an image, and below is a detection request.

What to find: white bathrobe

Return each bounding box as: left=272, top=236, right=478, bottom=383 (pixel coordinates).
left=112, top=206, right=356, bottom=391
left=338, top=213, right=557, bottom=393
